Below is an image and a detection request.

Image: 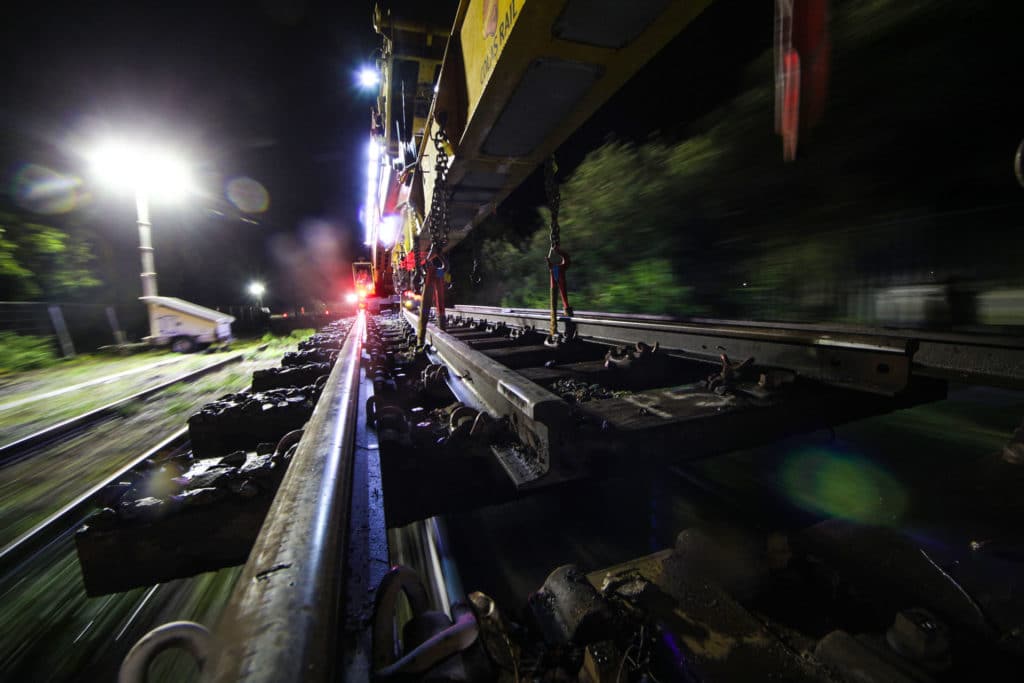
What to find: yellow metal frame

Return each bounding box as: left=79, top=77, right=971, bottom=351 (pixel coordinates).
left=416, top=0, right=715, bottom=252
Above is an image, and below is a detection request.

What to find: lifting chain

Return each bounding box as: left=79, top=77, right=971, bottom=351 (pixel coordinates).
left=392, top=245, right=407, bottom=294
left=426, top=127, right=452, bottom=254
left=544, top=157, right=561, bottom=249
left=470, top=257, right=483, bottom=286
left=416, top=125, right=453, bottom=345
left=543, top=156, right=571, bottom=345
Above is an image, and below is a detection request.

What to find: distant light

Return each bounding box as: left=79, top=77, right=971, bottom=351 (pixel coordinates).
left=358, top=66, right=380, bottom=89
left=379, top=214, right=401, bottom=247
left=248, top=282, right=266, bottom=297
left=89, top=141, right=193, bottom=199
left=364, top=139, right=381, bottom=245
left=345, top=292, right=358, bottom=304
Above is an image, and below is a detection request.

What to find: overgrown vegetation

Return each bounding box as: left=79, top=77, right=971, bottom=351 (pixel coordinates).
left=0, top=211, right=101, bottom=300
left=0, top=332, right=59, bottom=373
left=260, top=328, right=315, bottom=349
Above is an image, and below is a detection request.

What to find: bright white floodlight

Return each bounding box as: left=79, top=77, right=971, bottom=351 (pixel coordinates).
left=248, top=282, right=266, bottom=297
left=358, top=66, right=380, bottom=89
left=89, top=142, right=193, bottom=199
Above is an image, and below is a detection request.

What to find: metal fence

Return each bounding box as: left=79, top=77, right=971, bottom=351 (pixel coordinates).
left=0, top=302, right=276, bottom=356
left=0, top=302, right=147, bottom=356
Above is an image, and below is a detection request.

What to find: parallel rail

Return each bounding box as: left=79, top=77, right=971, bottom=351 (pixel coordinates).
left=0, top=352, right=245, bottom=463
left=0, top=428, right=189, bottom=577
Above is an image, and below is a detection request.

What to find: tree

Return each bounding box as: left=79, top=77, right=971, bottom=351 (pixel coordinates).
left=0, top=211, right=102, bottom=300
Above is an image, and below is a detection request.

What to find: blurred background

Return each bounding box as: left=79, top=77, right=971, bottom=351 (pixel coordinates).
left=452, top=0, right=1024, bottom=330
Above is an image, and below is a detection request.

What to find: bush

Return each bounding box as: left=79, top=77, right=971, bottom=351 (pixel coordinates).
left=260, top=328, right=316, bottom=349
left=0, top=332, right=59, bottom=373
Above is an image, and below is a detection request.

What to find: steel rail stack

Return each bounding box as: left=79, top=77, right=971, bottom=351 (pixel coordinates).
left=450, top=305, right=1024, bottom=390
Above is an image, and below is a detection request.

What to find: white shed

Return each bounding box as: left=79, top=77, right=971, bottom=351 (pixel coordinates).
left=140, top=296, right=235, bottom=352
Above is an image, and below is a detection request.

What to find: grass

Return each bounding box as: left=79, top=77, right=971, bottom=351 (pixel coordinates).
left=0, top=327, right=324, bottom=681
left=260, top=328, right=316, bottom=350
left=0, top=332, right=59, bottom=374
left=115, top=400, right=144, bottom=418
left=165, top=396, right=198, bottom=415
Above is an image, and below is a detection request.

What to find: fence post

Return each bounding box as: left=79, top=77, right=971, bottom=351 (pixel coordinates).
left=47, top=305, right=76, bottom=358
left=106, top=306, right=127, bottom=345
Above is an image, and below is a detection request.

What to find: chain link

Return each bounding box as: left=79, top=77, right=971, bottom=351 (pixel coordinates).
left=426, top=128, right=452, bottom=253
left=544, top=156, right=560, bottom=248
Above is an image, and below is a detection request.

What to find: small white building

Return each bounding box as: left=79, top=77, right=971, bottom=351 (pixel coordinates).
left=140, top=296, right=235, bottom=352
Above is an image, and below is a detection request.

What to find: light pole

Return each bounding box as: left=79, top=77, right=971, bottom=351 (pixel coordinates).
left=89, top=141, right=193, bottom=299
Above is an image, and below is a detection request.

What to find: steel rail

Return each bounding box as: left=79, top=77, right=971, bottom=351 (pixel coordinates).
left=451, top=305, right=1024, bottom=392
left=203, top=312, right=366, bottom=683
left=0, top=351, right=246, bottom=463
left=450, top=305, right=911, bottom=395
left=0, top=427, right=189, bottom=577
left=406, top=309, right=570, bottom=486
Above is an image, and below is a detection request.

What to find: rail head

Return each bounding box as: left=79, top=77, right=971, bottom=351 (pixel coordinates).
left=203, top=312, right=365, bottom=683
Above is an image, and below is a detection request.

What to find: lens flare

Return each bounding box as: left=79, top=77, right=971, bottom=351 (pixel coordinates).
left=779, top=447, right=907, bottom=525
left=12, top=164, right=82, bottom=214
left=227, top=176, right=270, bottom=213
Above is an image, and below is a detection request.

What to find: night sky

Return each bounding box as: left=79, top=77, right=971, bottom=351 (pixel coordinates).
left=0, top=0, right=379, bottom=308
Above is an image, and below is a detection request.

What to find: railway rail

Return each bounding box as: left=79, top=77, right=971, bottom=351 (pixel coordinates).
left=6, top=310, right=1021, bottom=681
left=0, top=329, right=348, bottom=680
left=205, top=309, right=1024, bottom=680
left=0, top=351, right=246, bottom=465
left=0, top=429, right=188, bottom=577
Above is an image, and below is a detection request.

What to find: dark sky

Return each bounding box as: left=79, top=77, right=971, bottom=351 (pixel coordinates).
left=0, top=0, right=378, bottom=307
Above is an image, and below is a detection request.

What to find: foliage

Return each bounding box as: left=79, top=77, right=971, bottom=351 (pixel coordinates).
left=259, top=328, right=316, bottom=349
left=0, top=211, right=102, bottom=300
left=0, top=332, right=59, bottom=373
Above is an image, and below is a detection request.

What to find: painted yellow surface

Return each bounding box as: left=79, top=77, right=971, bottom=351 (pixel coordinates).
left=460, top=0, right=523, bottom=119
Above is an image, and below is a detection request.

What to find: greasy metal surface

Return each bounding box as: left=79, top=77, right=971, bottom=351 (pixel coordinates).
left=584, top=549, right=833, bottom=682
left=454, top=305, right=1024, bottom=389
left=404, top=309, right=570, bottom=486
left=340, top=357, right=390, bottom=681
left=203, top=313, right=365, bottom=683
